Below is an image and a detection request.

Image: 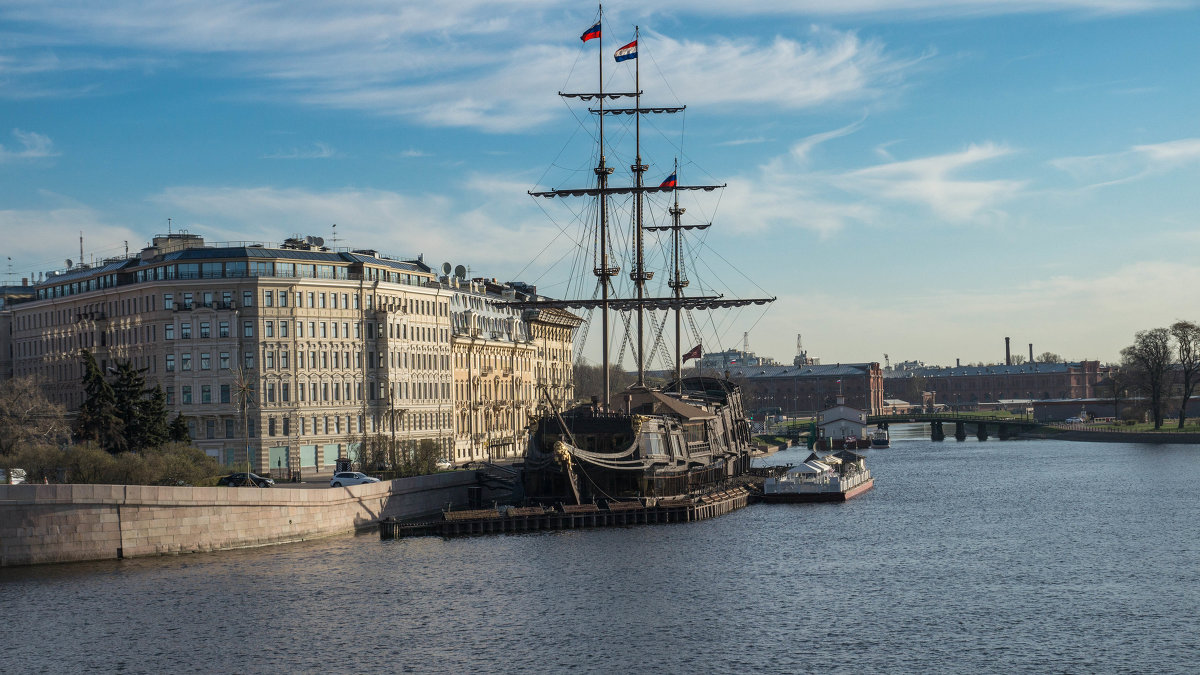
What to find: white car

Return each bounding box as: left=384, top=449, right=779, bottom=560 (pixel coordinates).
left=330, top=471, right=381, bottom=487
left=435, top=458, right=454, bottom=471
left=1065, top=417, right=1084, bottom=424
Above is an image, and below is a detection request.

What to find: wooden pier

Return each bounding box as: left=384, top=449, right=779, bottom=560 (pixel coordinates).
left=380, top=487, right=751, bottom=539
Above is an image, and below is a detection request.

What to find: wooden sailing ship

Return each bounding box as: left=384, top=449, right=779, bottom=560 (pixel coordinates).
left=512, top=8, right=774, bottom=505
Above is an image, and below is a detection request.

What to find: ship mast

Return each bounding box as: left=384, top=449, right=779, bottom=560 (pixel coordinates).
left=632, top=25, right=648, bottom=389
left=596, top=5, right=614, bottom=406
left=669, top=158, right=684, bottom=386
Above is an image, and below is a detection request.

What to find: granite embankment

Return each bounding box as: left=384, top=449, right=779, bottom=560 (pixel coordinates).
left=1029, top=428, right=1200, bottom=444
left=0, top=472, right=487, bottom=567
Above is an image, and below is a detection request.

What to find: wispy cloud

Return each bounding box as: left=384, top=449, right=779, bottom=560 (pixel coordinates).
left=789, top=118, right=865, bottom=162
left=1050, top=137, right=1200, bottom=187
left=0, top=129, right=58, bottom=161
left=399, top=149, right=430, bottom=158
left=261, top=142, right=339, bottom=160
left=838, top=142, right=1024, bottom=220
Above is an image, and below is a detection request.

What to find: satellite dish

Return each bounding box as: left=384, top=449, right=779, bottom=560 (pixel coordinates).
left=314, top=236, right=325, bottom=247
left=66, top=259, right=73, bottom=269
left=305, top=235, right=315, bottom=245
left=454, top=265, right=467, bottom=279
left=442, top=262, right=452, bottom=275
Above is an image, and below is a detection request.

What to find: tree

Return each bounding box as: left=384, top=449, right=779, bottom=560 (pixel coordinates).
left=1010, top=354, right=1027, bottom=365
left=1121, top=328, right=1174, bottom=429
left=140, top=385, right=173, bottom=448
left=572, top=361, right=635, bottom=403
left=1170, top=320, right=1200, bottom=428
left=74, top=350, right=125, bottom=452
left=169, top=413, right=190, bottom=443
left=1037, top=352, right=1064, bottom=364
left=1101, top=369, right=1132, bottom=421
left=0, top=377, right=70, bottom=482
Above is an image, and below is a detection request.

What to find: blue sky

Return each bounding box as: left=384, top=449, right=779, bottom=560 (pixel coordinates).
left=3, top=0, right=1199, bottom=368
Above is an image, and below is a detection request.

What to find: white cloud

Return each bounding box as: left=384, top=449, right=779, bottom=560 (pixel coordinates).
left=145, top=183, right=561, bottom=271
left=1050, top=137, right=1200, bottom=187
left=261, top=142, right=339, bottom=159
left=838, top=142, right=1024, bottom=221
left=0, top=206, right=136, bottom=271
left=0, top=129, right=58, bottom=161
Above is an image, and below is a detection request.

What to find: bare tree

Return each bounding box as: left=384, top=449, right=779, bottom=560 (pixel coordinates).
left=0, top=377, right=70, bottom=481
left=1170, top=320, right=1200, bottom=428
left=1010, top=354, right=1027, bottom=366
left=1121, top=328, right=1174, bottom=429
left=1036, top=351, right=1064, bottom=364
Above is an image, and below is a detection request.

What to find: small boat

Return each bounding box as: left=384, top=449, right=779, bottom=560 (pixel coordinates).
left=871, top=428, right=890, bottom=448
left=760, top=450, right=874, bottom=502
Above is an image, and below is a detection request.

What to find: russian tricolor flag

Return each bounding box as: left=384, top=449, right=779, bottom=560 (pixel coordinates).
left=581, top=21, right=601, bottom=42
left=659, top=172, right=677, bottom=188
left=614, top=40, right=638, bottom=62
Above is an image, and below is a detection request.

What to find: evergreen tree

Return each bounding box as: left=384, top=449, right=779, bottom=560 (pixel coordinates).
left=111, top=361, right=148, bottom=450
left=74, top=350, right=125, bottom=452
left=169, top=413, right=191, bottom=443
left=141, top=385, right=172, bottom=449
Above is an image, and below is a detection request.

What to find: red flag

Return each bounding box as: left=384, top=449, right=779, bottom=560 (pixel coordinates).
left=682, top=344, right=702, bottom=361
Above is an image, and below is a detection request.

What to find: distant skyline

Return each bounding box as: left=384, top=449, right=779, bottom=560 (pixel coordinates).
left=3, top=1, right=1199, bottom=367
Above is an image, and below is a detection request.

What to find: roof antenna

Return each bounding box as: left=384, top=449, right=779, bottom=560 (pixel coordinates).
left=80, top=231, right=84, bottom=267
left=329, top=223, right=341, bottom=249
left=168, top=217, right=172, bottom=235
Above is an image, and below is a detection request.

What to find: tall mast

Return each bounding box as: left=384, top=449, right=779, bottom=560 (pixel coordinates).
left=595, top=4, right=614, bottom=406
left=669, top=158, right=684, bottom=386
left=632, top=25, right=647, bottom=388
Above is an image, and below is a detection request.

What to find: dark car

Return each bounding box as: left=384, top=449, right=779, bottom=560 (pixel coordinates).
left=218, top=472, right=275, bottom=487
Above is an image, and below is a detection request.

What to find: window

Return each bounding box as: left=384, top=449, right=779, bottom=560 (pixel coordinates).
left=219, top=321, right=230, bottom=338
left=310, top=351, right=317, bottom=369
left=243, top=321, right=253, bottom=338
left=166, top=355, right=176, bottom=371
left=201, top=385, right=212, bottom=404
left=219, top=352, right=230, bottom=369
left=330, top=293, right=338, bottom=309
left=342, top=293, right=348, bottom=309
left=354, top=323, right=361, bottom=338
left=222, top=291, right=232, bottom=307
left=225, top=419, right=235, bottom=437
left=203, top=292, right=214, bottom=307
left=182, top=386, right=192, bottom=404
left=282, top=383, right=290, bottom=402
left=265, top=351, right=274, bottom=369
left=280, top=321, right=288, bottom=338
left=319, top=293, right=326, bottom=309
left=282, top=417, right=290, bottom=435
left=181, top=353, right=192, bottom=371
left=163, top=293, right=174, bottom=310
left=280, top=351, right=289, bottom=369
left=200, top=353, right=211, bottom=370
left=166, top=387, right=175, bottom=405
left=331, top=323, right=338, bottom=338
left=243, top=291, right=253, bottom=308
left=199, top=322, right=210, bottom=339
left=307, top=292, right=314, bottom=308
left=320, top=323, right=327, bottom=338
left=165, top=324, right=175, bottom=340
left=308, top=321, right=315, bottom=337
left=297, top=321, right=304, bottom=338
left=279, top=291, right=288, bottom=307
left=264, top=290, right=274, bottom=307
left=183, top=292, right=193, bottom=309
left=265, top=321, right=274, bottom=338
left=332, top=352, right=339, bottom=368
left=244, top=351, right=254, bottom=369
left=320, top=352, right=328, bottom=369
left=220, top=384, right=230, bottom=403
left=353, top=294, right=360, bottom=309
left=181, top=323, right=192, bottom=339
left=267, top=384, right=276, bottom=404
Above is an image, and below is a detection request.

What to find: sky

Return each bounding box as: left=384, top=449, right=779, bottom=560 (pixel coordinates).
left=2, top=0, right=1199, bottom=369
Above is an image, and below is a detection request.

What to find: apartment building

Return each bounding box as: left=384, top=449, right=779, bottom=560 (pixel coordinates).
left=449, top=279, right=580, bottom=465
left=1, top=233, right=578, bottom=474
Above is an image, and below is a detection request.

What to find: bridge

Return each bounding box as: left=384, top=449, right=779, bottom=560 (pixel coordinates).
left=867, top=413, right=1043, bottom=441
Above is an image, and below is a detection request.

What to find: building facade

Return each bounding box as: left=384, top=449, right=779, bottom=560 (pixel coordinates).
left=886, top=361, right=1109, bottom=409
left=1, top=233, right=578, bottom=474
left=721, top=362, right=885, bottom=416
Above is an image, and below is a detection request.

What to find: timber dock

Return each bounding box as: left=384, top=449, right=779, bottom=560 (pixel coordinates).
left=380, top=487, right=751, bottom=539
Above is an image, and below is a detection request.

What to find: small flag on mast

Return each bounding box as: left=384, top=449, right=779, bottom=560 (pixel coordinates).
left=683, top=344, right=702, bottom=361
left=580, top=21, right=601, bottom=42
left=659, top=172, right=677, bottom=188
left=614, top=40, right=638, bottom=62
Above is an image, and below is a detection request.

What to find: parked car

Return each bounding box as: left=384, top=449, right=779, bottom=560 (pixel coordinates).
left=218, top=472, right=275, bottom=487
left=435, top=458, right=454, bottom=471
left=1065, top=417, right=1084, bottom=424
left=330, top=472, right=380, bottom=487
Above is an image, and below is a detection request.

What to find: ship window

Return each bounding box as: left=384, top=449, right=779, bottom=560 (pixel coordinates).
left=643, top=432, right=667, bottom=456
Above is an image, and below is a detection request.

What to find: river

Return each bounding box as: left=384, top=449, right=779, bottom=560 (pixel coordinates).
left=3, top=428, right=1199, bottom=674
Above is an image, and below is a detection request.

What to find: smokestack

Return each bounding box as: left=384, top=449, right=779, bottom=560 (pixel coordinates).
left=956, top=358, right=960, bottom=367
left=1029, top=343, right=1034, bottom=364
left=1005, top=337, right=1011, bottom=366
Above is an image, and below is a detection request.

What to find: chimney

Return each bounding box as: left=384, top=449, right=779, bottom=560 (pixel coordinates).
left=21, top=277, right=28, bottom=286
left=1029, top=343, right=1034, bottom=364
left=956, top=358, right=960, bottom=367
left=1005, top=337, right=1011, bottom=366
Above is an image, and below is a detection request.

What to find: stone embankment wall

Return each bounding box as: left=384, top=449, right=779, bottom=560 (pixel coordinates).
left=0, top=472, right=483, bottom=567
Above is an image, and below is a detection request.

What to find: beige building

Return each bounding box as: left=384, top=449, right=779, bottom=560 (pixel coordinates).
left=1, top=233, right=576, bottom=474
left=449, top=279, right=580, bottom=465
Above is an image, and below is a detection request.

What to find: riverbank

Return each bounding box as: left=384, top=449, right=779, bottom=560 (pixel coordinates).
left=1025, top=428, right=1200, bottom=444
left=0, top=471, right=491, bottom=567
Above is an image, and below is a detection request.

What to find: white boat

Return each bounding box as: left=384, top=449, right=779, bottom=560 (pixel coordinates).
left=760, top=450, right=874, bottom=502
left=871, top=428, right=890, bottom=448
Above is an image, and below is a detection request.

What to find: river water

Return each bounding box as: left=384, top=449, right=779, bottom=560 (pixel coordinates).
left=3, top=427, right=1199, bottom=674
